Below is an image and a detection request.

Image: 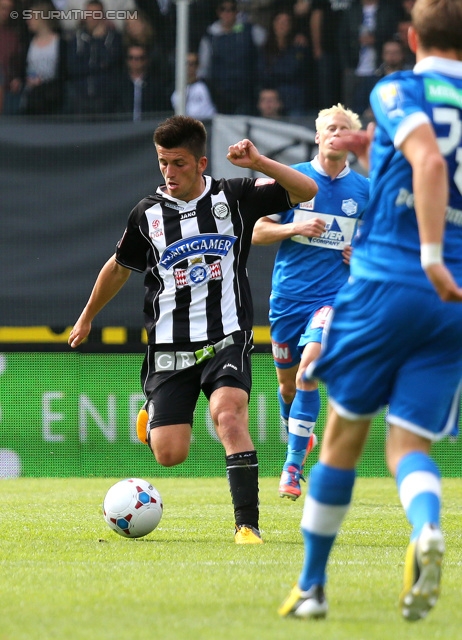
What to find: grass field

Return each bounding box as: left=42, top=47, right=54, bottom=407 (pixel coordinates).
left=1, top=477, right=461, bottom=640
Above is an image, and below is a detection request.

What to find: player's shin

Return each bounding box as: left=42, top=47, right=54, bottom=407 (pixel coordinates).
left=226, top=450, right=260, bottom=530
left=298, top=463, right=355, bottom=591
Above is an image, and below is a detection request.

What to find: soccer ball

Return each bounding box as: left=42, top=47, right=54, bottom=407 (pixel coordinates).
left=103, top=478, right=163, bottom=538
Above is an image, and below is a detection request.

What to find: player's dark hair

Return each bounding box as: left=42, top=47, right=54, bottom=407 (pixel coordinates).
left=412, top=0, right=462, bottom=52
left=153, top=116, right=207, bottom=160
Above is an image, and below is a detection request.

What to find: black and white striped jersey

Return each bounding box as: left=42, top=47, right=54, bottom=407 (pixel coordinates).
left=115, top=174, right=292, bottom=344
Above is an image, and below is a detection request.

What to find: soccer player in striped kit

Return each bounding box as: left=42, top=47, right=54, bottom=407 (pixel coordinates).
left=68, top=115, right=318, bottom=544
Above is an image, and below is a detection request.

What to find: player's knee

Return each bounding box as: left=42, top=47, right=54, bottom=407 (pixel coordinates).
left=295, top=368, right=318, bottom=391
left=279, top=382, right=296, bottom=404
left=153, top=448, right=188, bottom=467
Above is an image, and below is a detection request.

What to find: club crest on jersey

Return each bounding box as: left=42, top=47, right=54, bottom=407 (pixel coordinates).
left=174, top=259, right=222, bottom=289
left=159, top=233, right=237, bottom=269
left=341, top=199, right=358, bottom=216
left=212, top=202, right=230, bottom=220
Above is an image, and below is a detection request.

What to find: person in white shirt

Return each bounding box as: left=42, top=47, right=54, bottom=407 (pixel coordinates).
left=171, top=51, right=216, bottom=119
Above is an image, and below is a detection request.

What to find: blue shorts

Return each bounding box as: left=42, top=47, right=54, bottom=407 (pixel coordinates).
left=269, top=294, right=335, bottom=369
left=310, top=278, right=462, bottom=441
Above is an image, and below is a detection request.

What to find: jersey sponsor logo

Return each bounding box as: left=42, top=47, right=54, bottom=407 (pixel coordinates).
left=212, top=202, right=230, bottom=220
left=180, top=210, right=197, bottom=220
left=292, top=211, right=356, bottom=249
left=255, top=178, right=276, bottom=186
left=341, top=198, right=358, bottom=216
left=174, top=260, right=223, bottom=289
left=424, top=78, right=462, bottom=109
left=396, top=187, right=462, bottom=227
left=271, top=340, right=291, bottom=364
left=311, top=218, right=345, bottom=246
left=159, top=233, right=237, bottom=269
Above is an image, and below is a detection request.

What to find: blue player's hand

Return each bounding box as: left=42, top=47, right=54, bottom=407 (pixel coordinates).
left=424, top=263, right=462, bottom=302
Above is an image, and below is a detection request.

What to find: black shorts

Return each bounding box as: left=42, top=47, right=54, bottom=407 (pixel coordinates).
left=141, top=331, right=253, bottom=428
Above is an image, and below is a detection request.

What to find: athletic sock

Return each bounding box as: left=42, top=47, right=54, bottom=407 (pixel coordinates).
left=299, top=462, right=355, bottom=591
left=284, top=388, right=320, bottom=470
left=396, top=451, right=441, bottom=540
left=226, top=450, right=259, bottom=529
left=277, top=388, right=292, bottom=434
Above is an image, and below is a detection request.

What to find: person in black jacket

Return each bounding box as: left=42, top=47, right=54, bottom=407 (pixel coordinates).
left=65, top=0, right=124, bottom=114
left=113, top=43, right=169, bottom=119
left=197, top=0, right=262, bottom=115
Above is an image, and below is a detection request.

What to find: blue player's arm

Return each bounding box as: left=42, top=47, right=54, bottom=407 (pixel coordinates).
left=401, top=123, right=462, bottom=303
left=252, top=215, right=326, bottom=245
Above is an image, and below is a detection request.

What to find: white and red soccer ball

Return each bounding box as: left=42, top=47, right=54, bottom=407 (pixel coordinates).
left=103, top=478, right=163, bottom=538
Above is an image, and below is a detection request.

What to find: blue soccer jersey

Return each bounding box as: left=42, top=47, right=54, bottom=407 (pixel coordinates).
left=352, top=57, right=462, bottom=288
left=270, top=156, right=370, bottom=301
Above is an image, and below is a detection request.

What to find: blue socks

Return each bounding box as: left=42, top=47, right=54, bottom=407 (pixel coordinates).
left=396, top=451, right=441, bottom=540
left=299, top=462, right=355, bottom=591
left=277, top=388, right=292, bottom=433
left=285, top=388, right=320, bottom=470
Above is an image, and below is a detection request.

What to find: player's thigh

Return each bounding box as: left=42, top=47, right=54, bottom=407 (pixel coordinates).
left=142, top=358, right=202, bottom=428
left=311, top=280, right=408, bottom=416
left=389, top=308, right=462, bottom=437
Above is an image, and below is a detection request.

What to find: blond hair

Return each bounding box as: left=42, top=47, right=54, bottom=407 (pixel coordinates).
left=315, top=103, right=362, bottom=133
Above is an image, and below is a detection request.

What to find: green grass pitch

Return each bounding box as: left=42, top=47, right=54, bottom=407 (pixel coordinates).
left=1, top=477, right=461, bottom=640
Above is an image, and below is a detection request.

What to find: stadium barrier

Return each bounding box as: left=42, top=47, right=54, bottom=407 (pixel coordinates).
left=1, top=351, right=460, bottom=478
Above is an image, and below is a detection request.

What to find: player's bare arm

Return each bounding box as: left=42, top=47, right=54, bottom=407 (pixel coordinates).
left=402, top=122, right=462, bottom=303
left=252, top=216, right=326, bottom=245
left=68, top=256, right=131, bottom=348
left=227, top=138, right=318, bottom=205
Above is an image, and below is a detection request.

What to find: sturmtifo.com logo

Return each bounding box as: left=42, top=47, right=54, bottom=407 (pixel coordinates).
left=11, top=9, right=138, bottom=20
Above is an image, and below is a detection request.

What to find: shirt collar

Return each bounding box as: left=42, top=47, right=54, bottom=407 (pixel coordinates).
left=414, top=56, right=462, bottom=78
left=312, top=155, right=350, bottom=179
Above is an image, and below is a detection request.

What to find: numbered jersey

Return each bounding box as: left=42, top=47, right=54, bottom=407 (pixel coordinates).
left=352, top=57, right=462, bottom=288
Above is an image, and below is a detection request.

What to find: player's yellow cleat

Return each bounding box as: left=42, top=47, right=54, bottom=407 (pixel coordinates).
left=234, top=524, right=263, bottom=544
left=136, top=408, right=149, bottom=445
left=400, top=523, right=444, bottom=621
left=278, top=584, right=328, bottom=619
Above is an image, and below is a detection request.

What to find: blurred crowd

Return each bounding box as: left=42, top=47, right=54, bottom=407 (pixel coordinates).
left=0, top=0, right=416, bottom=119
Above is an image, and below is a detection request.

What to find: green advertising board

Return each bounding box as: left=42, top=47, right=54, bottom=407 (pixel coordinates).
left=0, top=352, right=460, bottom=478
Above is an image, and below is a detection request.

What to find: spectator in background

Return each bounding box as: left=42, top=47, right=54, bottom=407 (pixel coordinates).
left=257, top=86, right=285, bottom=118
left=134, top=0, right=176, bottom=54
left=258, top=9, right=310, bottom=116
left=197, top=0, right=261, bottom=115
left=171, top=51, right=216, bottom=119
left=19, top=2, right=66, bottom=115
left=65, top=0, right=124, bottom=114
left=189, top=0, right=222, bottom=51
left=395, top=17, right=416, bottom=68
left=375, top=37, right=411, bottom=78
left=310, top=0, right=353, bottom=110
left=54, top=0, right=137, bottom=33
left=339, top=0, right=401, bottom=116
left=122, top=10, right=173, bottom=88
left=114, top=43, right=169, bottom=119
left=0, top=0, right=24, bottom=114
